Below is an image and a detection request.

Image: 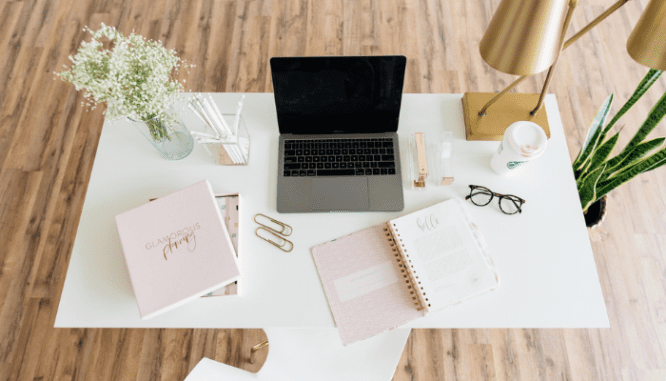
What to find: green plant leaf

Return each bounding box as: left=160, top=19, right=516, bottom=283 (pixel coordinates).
left=585, top=132, right=620, bottom=175
left=576, top=69, right=666, bottom=210
left=573, top=94, right=613, bottom=173
left=577, top=156, right=604, bottom=191
left=603, top=69, right=662, bottom=134
left=645, top=154, right=666, bottom=173
left=596, top=146, right=666, bottom=199
left=601, top=137, right=665, bottom=180
left=579, top=164, right=607, bottom=213
left=620, top=88, right=666, bottom=156
left=589, top=70, right=664, bottom=173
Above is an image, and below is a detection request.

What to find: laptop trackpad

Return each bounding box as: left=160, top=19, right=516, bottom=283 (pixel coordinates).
left=312, top=177, right=369, bottom=211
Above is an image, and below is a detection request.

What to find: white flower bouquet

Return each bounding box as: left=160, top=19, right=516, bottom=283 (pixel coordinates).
left=58, top=24, right=189, bottom=141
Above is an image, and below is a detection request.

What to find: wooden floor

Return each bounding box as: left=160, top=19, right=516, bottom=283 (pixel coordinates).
left=1, top=0, right=665, bottom=379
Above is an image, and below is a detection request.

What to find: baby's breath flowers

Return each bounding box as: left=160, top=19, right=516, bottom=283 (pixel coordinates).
left=58, top=24, right=191, bottom=141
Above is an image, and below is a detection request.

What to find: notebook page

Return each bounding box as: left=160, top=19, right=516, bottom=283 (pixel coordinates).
left=389, top=198, right=499, bottom=312
left=312, top=224, right=425, bottom=346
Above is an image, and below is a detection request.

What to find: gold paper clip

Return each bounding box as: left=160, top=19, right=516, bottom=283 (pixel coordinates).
left=254, top=213, right=293, bottom=236
left=254, top=213, right=293, bottom=252
left=256, top=227, right=294, bottom=252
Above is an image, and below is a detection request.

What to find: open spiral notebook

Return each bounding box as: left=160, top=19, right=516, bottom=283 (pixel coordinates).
left=312, top=198, right=500, bottom=345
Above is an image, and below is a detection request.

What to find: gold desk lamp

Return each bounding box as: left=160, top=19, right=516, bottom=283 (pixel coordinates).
left=463, top=0, right=634, bottom=141
left=627, top=0, right=666, bottom=70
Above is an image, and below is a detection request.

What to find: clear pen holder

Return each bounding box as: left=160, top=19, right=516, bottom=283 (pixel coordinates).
left=408, top=131, right=454, bottom=189
left=194, top=114, right=250, bottom=166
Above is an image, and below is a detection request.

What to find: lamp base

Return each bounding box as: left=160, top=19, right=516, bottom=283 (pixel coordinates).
left=461, top=92, right=551, bottom=141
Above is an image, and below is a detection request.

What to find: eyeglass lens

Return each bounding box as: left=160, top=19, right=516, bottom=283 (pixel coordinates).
left=469, top=187, right=493, bottom=206
left=499, top=196, right=522, bottom=214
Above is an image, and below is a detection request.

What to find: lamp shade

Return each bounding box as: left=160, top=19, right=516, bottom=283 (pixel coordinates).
left=627, top=0, right=666, bottom=70
left=479, top=0, right=569, bottom=75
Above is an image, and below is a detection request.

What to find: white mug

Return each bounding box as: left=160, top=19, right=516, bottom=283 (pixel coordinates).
left=490, top=121, right=548, bottom=176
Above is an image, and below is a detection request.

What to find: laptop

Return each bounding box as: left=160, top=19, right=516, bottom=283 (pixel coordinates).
left=271, top=55, right=407, bottom=213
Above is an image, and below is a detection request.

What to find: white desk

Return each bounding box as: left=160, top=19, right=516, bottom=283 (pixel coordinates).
left=55, top=93, right=609, bottom=329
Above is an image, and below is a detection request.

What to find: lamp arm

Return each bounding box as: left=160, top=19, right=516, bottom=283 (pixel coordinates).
left=478, top=0, right=631, bottom=118
left=564, top=0, right=632, bottom=50
left=531, top=0, right=579, bottom=116
left=477, top=78, right=524, bottom=116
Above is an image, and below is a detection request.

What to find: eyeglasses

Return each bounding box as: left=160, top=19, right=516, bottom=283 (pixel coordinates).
left=465, top=185, right=525, bottom=214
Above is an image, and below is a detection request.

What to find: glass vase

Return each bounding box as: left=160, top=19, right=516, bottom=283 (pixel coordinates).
left=129, top=114, right=194, bottom=160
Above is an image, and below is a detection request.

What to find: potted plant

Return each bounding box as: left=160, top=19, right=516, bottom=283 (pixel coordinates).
left=58, top=24, right=194, bottom=160
left=573, top=69, right=666, bottom=227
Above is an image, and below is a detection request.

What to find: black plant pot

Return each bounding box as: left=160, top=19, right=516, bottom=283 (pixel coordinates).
left=583, top=195, right=607, bottom=228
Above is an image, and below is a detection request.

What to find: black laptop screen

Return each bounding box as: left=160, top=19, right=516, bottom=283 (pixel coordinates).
left=270, top=56, right=407, bottom=135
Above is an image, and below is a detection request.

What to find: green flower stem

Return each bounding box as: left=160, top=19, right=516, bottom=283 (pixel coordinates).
left=144, top=117, right=172, bottom=142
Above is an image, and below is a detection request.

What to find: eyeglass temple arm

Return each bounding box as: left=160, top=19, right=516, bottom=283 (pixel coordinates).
left=508, top=197, right=524, bottom=213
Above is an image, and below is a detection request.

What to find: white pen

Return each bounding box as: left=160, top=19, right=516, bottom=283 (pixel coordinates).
left=195, top=138, right=224, bottom=144
left=201, top=96, right=230, bottom=136
left=187, top=103, right=216, bottom=135
left=207, top=94, right=233, bottom=135
left=232, top=95, right=245, bottom=136
left=190, top=131, right=220, bottom=139
left=193, top=97, right=225, bottom=138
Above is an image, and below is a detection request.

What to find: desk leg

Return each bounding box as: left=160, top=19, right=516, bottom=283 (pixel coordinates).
left=249, top=340, right=269, bottom=364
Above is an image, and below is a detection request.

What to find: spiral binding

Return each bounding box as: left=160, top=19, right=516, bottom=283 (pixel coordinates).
left=384, top=224, right=430, bottom=311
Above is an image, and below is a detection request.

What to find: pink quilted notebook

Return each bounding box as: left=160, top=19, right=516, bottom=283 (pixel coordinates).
left=312, top=198, right=499, bottom=345
left=115, top=180, right=241, bottom=319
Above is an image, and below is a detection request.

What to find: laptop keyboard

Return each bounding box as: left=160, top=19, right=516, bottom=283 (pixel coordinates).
left=283, top=138, right=397, bottom=177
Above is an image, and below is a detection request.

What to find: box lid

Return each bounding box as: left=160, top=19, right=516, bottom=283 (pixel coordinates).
left=115, top=180, right=240, bottom=319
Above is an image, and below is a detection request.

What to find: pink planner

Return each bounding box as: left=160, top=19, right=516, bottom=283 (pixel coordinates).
left=312, top=198, right=499, bottom=345
left=115, top=180, right=241, bottom=319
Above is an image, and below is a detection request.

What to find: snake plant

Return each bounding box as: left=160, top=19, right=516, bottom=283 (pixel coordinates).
left=573, top=69, right=666, bottom=213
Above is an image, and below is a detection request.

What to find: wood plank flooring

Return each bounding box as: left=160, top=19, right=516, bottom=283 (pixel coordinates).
left=1, top=0, right=665, bottom=379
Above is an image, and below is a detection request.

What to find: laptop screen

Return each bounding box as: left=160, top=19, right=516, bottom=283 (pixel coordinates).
left=270, top=56, right=407, bottom=135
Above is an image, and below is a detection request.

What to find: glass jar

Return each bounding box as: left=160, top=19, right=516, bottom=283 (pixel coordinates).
left=129, top=114, right=194, bottom=160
